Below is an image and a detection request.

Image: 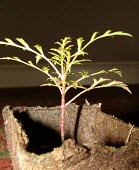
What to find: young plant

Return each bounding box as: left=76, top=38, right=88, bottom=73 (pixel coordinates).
left=0, top=30, right=132, bottom=142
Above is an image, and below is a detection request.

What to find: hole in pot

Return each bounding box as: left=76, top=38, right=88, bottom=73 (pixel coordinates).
left=14, top=111, right=62, bottom=155
left=104, top=137, right=125, bottom=148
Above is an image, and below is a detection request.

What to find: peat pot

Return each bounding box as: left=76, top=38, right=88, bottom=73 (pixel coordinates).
left=2, top=103, right=139, bottom=170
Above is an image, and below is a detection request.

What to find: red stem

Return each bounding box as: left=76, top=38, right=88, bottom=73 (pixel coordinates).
left=60, top=92, right=66, bottom=142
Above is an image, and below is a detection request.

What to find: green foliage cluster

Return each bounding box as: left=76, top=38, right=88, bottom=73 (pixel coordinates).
left=0, top=30, right=132, bottom=102
left=0, top=30, right=132, bottom=141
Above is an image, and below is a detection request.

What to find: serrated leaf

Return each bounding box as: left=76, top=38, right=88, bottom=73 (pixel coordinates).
left=42, top=66, right=49, bottom=73
left=28, top=60, right=34, bottom=66
left=98, top=77, right=110, bottom=83
left=65, top=45, right=73, bottom=50
left=0, top=41, right=7, bottom=45
left=104, top=30, right=112, bottom=35
left=49, top=51, right=58, bottom=56
left=34, top=44, right=44, bottom=55
left=73, top=59, right=91, bottom=65
left=62, top=37, right=72, bottom=46
left=77, top=37, right=84, bottom=51
left=93, top=78, right=98, bottom=86
left=50, top=54, right=65, bottom=66
left=103, top=30, right=133, bottom=38
left=108, top=68, right=118, bottom=72
left=105, top=80, right=118, bottom=86
left=0, top=57, right=13, bottom=60
left=71, top=83, right=86, bottom=89
left=55, top=37, right=72, bottom=49
left=35, top=55, right=42, bottom=64
left=71, top=81, right=78, bottom=89
left=91, top=32, right=99, bottom=41
left=105, top=81, right=132, bottom=94
left=51, top=55, right=61, bottom=60
left=13, top=56, right=22, bottom=61
left=16, top=38, right=30, bottom=48
left=5, top=38, right=15, bottom=45
left=79, top=70, right=88, bottom=78
left=110, top=31, right=133, bottom=37
left=92, top=78, right=99, bottom=87
left=41, top=83, right=57, bottom=87
left=52, top=60, right=61, bottom=65
left=50, top=48, right=61, bottom=54
left=77, top=51, right=88, bottom=56
left=91, top=78, right=110, bottom=88
left=55, top=41, right=62, bottom=46
left=0, top=56, right=22, bottom=62
left=108, top=68, right=122, bottom=77
left=116, top=83, right=132, bottom=94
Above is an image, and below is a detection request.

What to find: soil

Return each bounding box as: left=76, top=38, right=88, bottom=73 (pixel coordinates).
left=2, top=103, right=139, bottom=170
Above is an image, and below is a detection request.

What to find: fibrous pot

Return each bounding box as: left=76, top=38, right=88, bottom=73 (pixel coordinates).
left=2, top=104, right=139, bottom=170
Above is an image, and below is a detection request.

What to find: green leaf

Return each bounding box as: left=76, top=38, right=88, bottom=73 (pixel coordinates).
left=104, top=30, right=112, bottom=35
left=72, top=83, right=78, bottom=89
left=79, top=70, right=88, bottom=78
left=0, top=41, right=7, bottom=45
left=62, top=37, right=72, bottom=46
left=68, top=79, right=82, bottom=87
left=103, top=81, right=132, bottom=94
left=49, top=51, right=58, bottom=56
left=51, top=47, right=68, bottom=57
left=34, top=44, right=44, bottom=55
left=115, top=82, right=132, bottom=94
left=5, top=38, right=15, bottom=45
left=55, top=37, right=72, bottom=49
left=92, top=78, right=110, bottom=87
left=73, top=59, right=91, bottom=65
left=50, top=56, right=61, bottom=65
left=76, top=50, right=88, bottom=56
left=41, top=83, right=57, bottom=87
left=16, top=38, right=30, bottom=48
left=65, top=45, right=73, bottom=50
left=42, top=66, right=49, bottom=73
left=77, top=37, right=84, bottom=51
left=0, top=56, right=22, bottom=62
left=91, top=32, right=99, bottom=41
left=0, top=57, right=12, bottom=60
left=13, top=56, right=22, bottom=61
left=110, top=31, right=133, bottom=37
left=101, top=30, right=133, bottom=38
left=55, top=41, right=62, bottom=46
left=28, top=60, right=34, bottom=66
left=108, top=68, right=122, bottom=77
left=50, top=48, right=62, bottom=55
left=35, top=55, right=42, bottom=64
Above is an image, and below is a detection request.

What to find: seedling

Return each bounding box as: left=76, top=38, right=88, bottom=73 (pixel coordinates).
left=0, top=30, right=132, bottom=142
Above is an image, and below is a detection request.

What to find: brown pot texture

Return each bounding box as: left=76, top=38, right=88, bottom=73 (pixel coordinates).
left=2, top=103, right=139, bottom=170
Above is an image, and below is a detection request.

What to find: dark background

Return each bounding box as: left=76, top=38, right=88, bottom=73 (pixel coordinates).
left=0, top=0, right=138, bottom=62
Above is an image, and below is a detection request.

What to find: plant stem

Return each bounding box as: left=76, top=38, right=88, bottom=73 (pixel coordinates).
left=60, top=92, right=66, bottom=142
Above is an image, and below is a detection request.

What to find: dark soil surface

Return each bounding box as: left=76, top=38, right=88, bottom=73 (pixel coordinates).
left=2, top=103, right=139, bottom=170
